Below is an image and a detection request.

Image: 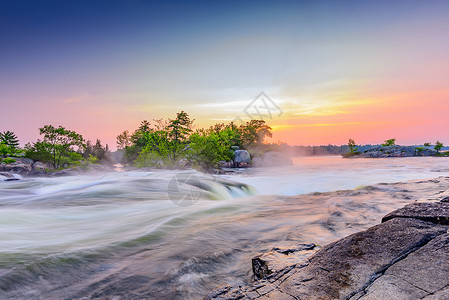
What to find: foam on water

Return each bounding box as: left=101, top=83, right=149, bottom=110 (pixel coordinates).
left=1, top=156, right=449, bottom=299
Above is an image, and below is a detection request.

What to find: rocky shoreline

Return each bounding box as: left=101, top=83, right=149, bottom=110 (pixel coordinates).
left=0, top=157, right=116, bottom=179
left=206, top=199, right=449, bottom=299
left=345, top=145, right=441, bottom=158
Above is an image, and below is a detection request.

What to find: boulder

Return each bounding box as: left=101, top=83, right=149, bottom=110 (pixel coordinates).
left=32, top=161, right=47, bottom=171
left=382, top=202, right=449, bottom=225
left=233, top=150, right=251, bottom=167
left=205, top=201, right=449, bottom=300
left=0, top=158, right=33, bottom=174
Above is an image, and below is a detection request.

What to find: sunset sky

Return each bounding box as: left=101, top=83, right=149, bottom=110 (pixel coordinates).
left=1, top=0, right=449, bottom=149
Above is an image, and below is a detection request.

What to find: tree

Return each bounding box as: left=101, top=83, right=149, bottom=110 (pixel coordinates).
left=435, top=141, right=444, bottom=155
left=26, top=125, right=85, bottom=169
left=348, top=139, right=358, bottom=154
left=167, top=111, right=194, bottom=143
left=0, top=131, right=19, bottom=149
left=239, top=120, right=272, bottom=147
left=424, top=142, right=431, bottom=148
left=84, top=139, right=110, bottom=163
left=138, top=120, right=151, bottom=132
left=382, top=138, right=396, bottom=147
left=415, top=146, right=424, bottom=155
left=0, top=142, right=12, bottom=157
left=165, top=111, right=194, bottom=164
left=116, top=130, right=132, bottom=149
left=187, top=128, right=235, bottom=171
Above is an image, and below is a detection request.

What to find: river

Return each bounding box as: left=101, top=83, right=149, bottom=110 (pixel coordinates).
left=1, top=156, right=449, bottom=299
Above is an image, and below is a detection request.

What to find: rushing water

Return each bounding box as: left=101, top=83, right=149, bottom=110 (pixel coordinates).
left=1, top=156, right=449, bottom=299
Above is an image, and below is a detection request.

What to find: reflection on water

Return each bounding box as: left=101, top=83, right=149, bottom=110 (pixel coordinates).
left=1, top=156, right=449, bottom=299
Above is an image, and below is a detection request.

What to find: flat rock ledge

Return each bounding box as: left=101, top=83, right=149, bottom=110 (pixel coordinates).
left=205, top=201, right=449, bottom=300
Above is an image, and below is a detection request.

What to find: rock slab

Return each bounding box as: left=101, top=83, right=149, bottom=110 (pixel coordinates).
left=205, top=201, right=449, bottom=300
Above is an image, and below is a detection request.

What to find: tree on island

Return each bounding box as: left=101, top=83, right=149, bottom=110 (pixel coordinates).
left=382, top=138, right=396, bottom=147
left=84, top=139, right=111, bottom=163
left=25, top=125, right=85, bottom=169
left=434, top=141, right=444, bottom=155
left=135, top=111, right=194, bottom=168
left=0, top=131, right=19, bottom=150
left=187, top=128, right=235, bottom=171
left=124, top=111, right=272, bottom=172
left=116, top=130, right=132, bottom=149
left=348, top=139, right=358, bottom=154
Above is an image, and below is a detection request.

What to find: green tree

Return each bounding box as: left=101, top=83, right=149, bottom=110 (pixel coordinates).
left=382, top=138, right=396, bottom=147
left=187, top=128, right=235, bottom=172
left=0, top=131, right=19, bottom=149
left=84, top=139, right=110, bottom=163
left=435, top=141, right=444, bottom=155
left=239, top=120, right=272, bottom=147
left=415, top=146, right=424, bottom=155
left=348, top=139, right=358, bottom=154
left=165, top=111, right=194, bottom=164
left=116, top=130, right=132, bottom=150
left=26, top=125, right=85, bottom=169
left=424, top=142, right=431, bottom=148
left=0, top=142, right=12, bottom=157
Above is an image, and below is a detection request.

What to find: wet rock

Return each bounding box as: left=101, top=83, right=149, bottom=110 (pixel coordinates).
left=32, top=161, right=47, bottom=171
left=233, top=150, right=251, bottom=167
left=440, top=196, right=449, bottom=203
left=0, top=158, right=33, bottom=174
left=0, top=171, right=21, bottom=181
left=206, top=203, right=449, bottom=300
left=382, top=202, right=449, bottom=225
left=252, top=244, right=318, bottom=280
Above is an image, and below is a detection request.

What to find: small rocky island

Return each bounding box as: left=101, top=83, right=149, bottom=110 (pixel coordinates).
left=206, top=200, right=449, bottom=299
left=344, top=145, right=444, bottom=158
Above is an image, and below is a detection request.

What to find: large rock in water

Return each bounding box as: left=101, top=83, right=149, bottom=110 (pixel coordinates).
left=233, top=150, right=251, bottom=167
left=205, top=201, right=449, bottom=299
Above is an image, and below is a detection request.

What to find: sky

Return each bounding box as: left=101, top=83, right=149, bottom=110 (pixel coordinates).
left=1, top=0, right=449, bottom=149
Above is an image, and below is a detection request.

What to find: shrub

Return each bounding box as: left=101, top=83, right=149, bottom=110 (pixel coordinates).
left=382, top=138, right=396, bottom=147
left=2, top=157, right=16, bottom=164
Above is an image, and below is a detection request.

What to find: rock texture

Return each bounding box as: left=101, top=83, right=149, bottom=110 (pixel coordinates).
left=252, top=244, right=319, bottom=280
left=205, top=201, right=449, bottom=300
left=355, top=145, right=435, bottom=158
left=0, top=158, right=50, bottom=176
left=233, top=150, right=251, bottom=167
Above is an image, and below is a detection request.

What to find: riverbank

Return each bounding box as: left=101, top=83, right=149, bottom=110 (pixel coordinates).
left=206, top=197, right=449, bottom=299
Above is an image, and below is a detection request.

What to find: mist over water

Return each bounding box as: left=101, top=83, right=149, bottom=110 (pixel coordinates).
left=226, top=156, right=449, bottom=196
left=1, top=156, right=449, bottom=299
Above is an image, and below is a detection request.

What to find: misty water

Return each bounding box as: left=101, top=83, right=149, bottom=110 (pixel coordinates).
left=1, top=156, right=449, bottom=299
